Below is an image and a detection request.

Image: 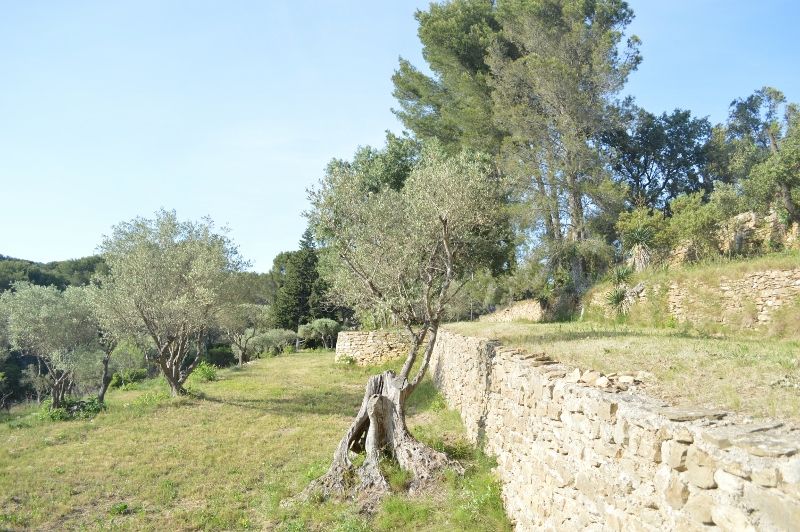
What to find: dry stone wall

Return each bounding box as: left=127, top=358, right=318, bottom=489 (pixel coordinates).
left=479, top=300, right=544, bottom=323
left=429, top=330, right=800, bottom=531
left=334, top=331, right=409, bottom=366
left=589, top=267, right=800, bottom=329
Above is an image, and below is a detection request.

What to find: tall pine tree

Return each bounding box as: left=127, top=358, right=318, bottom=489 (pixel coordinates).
left=270, top=228, right=322, bottom=330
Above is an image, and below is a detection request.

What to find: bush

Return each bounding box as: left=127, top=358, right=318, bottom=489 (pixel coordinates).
left=38, top=396, right=106, bottom=421
left=206, top=344, right=236, bottom=367
left=605, top=286, right=629, bottom=314
left=253, top=329, right=297, bottom=356
left=608, top=265, right=633, bottom=286
left=192, top=361, right=218, bottom=382
left=110, top=368, right=148, bottom=388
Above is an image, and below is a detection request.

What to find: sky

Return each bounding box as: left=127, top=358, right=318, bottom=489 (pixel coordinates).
left=1, top=1, right=798, bottom=272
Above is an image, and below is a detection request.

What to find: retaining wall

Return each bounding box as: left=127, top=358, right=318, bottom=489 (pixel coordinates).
left=429, top=330, right=800, bottom=531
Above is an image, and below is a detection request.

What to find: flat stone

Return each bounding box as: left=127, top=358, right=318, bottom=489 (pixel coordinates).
left=618, top=375, right=635, bottom=385
left=732, top=432, right=799, bottom=458
left=594, top=376, right=610, bottom=387
left=581, top=370, right=603, bottom=385
left=702, top=421, right=784, bottom=448
left=658, top=407, right=727, bottom=422
left=751, top=467, right=779, bottom=487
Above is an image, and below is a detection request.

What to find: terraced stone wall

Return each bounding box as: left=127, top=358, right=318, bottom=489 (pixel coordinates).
left=429, top=330, right=800, bottom=531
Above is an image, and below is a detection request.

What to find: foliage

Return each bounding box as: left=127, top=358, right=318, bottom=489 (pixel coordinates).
left=604, top=105, right=712, bottom=211
left=665, top=192, right=724, bottom=260
left=311, top=142, right=510, bottom=354
left=38, top=396, right=105, bottom=421
left=90, top=209, right=245, bottom=396
left=206, top=344, right=236, bottom=367
left=190, top=362, right=218, bottom=382
left=298, top=319, right=341, bottom=349
left=110, top=368, right=148, bottom=389
left=271, top=229, right=328, bottom=330
left=392, top=0, right=503, bottom=154
left=217, top=302, right=270, bottom=365
left=1, top=282, right=100, bottom=408
left=254, top=329, right=298, bottom=356
left=608, top=265, right=633, bottom=286
left=0, top=254, right=106, bottom=292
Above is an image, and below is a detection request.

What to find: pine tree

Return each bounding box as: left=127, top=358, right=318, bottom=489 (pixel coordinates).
left=270, top=228, right=321, bottom=330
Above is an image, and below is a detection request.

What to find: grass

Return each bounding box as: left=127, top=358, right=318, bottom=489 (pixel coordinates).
left=583, top=249, right=800, bottom=337
left=0, top=351, right=511, bottom=531
left=446, top=321, right=800, bottom=422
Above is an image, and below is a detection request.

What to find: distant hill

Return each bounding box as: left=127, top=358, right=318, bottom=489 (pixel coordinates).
left=0, top=254, right=107, bottom=291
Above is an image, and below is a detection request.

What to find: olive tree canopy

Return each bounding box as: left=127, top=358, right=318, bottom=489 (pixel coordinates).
left=91, top=210, right=245, bottom=396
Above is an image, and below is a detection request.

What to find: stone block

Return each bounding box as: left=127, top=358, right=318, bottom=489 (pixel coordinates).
left=711, top=504, right=755, bottom=531
left=662, top=440, right=689, bottom=471
left=686, top=446, right=717, bottom=489
left=684, top=491, right=714, bottom=524
left=714, top=469, right=744, bottom=496
left=744, top=482, right=800, bottom=532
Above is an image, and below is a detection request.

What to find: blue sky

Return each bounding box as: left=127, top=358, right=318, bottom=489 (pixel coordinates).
left=1, top=1, right=798, bottom=272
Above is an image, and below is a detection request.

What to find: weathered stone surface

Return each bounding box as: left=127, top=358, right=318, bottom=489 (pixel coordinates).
left=745, top=482, right=800, bottom=531
left=684, top=491, right=714, bottom=524
left=686, top=446, right=718, bottom=489
left=334, top=331, right=410, bottom=366
left=658, top=407, right=727, bottom=422
left=479, top=299, right=544, bottom=323
left=711, top=504, right=755, bottom=531
left=662, top=440, right=689, bottom=471
left=732, top=432, right=799, bottom=458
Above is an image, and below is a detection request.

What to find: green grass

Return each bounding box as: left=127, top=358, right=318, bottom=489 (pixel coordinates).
left=0, top=352, right=511, bottom=531
left=583, top=249, right=800, bottom=337
left=447, top=321, right=800, bottom=422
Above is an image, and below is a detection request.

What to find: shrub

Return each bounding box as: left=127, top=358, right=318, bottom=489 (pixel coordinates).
left=253, top=329, right=297, bottom=356
left=206, top=344, right=236, bottom=367
left=38, top=396, right=106, bottom=421
left=110, top=368, right=148, bottom=389
left=605, top=286, right=629, bottom=314
left=309, top=318, right=341, bottom=349
left=192, top=361, right=218, bottom=382
left=608, top=265, right=633, bottom=286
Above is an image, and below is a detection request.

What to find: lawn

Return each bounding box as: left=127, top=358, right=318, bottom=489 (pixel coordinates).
left=0, top=351, right=510, bottom=531
left=447, top=321, right=800, bottom=422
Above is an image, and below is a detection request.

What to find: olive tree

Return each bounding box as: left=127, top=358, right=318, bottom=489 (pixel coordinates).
left=217, top=303, right=270, bottom=367
left=302, top=143, right=509, bottom=508
left=1, top=282, right=98, bottom=408
left=91, top=210, right=245, bottom=396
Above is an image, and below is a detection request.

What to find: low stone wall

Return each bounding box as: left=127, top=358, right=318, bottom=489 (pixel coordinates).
left=334, top=331, right=409, bottom=366
left=479, top=299, right=544, bottom=323
left=589, top=267, right=800, bottom=329
left=430, top=330, right=800, bottom=531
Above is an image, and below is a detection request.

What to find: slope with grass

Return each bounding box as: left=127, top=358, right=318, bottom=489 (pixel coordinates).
left=447, top=321, right=800, bottom=423
left=0, top=351, right=510, bottom=531
left=583, top=251, right=800, bottom=338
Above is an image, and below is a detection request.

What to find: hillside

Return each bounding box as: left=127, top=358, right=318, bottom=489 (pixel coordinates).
left=0, top=254, right=106, bottom=291
left=0, top=351, right=510, bottom=531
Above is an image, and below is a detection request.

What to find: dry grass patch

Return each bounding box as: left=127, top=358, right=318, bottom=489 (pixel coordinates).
left=446, top=321, right=800, bottom=422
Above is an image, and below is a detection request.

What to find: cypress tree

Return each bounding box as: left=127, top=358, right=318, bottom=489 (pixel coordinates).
left=270, top=228, right=321, bottom=330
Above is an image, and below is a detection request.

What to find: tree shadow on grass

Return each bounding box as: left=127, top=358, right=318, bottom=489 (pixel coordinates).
left=193, top=389, right=365, bottom=417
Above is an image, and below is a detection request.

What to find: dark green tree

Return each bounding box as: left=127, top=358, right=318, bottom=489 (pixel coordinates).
left=270, top=229, right=323, bottom=330
left=604, top=105, right=712, bottom=212
left=392, top=0, right=503, bottom=154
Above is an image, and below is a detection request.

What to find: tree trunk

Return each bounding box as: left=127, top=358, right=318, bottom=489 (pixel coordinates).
left=98, top=353, right=112, bottom=404
left=295, top=369, right=462, bottom=512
